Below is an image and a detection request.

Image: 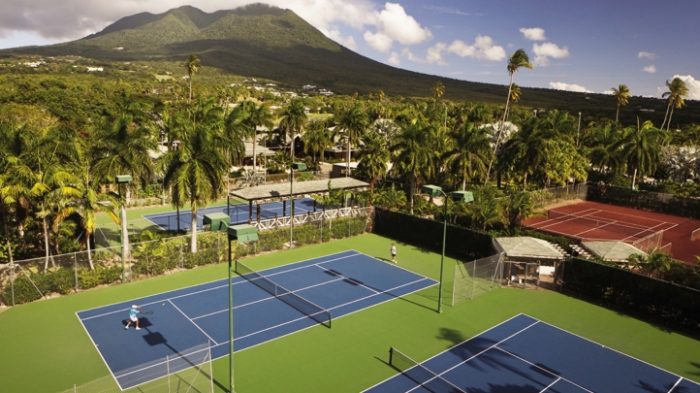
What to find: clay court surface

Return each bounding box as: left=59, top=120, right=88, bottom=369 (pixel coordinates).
left=523, top=201, right=700, bottom=264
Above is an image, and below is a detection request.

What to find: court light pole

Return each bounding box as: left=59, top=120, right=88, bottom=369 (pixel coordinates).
left=116, top=175, right=132, bottom=283
left=422, top=185, right=447, bottom=313
left=226, top=228, right=236, bottom=393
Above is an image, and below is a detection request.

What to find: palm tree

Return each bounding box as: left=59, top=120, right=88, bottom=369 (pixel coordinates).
left=392, top=121, right=438, bottom=214
left=185, top=55, right=201, bottom=103
left=487, top=49, right=533, bottom=180
left=661, top=77, right=688, bottom=131
left=163, top=99, right=227, bottom=253
left=443, top=122, right=491, bottom=190
left=53, top=167, right=118, bottom=269
left=504, top=188, right=534, bottom=231
left=92, top=105, right=157, bottom=261
left=302, top=120, right=331, bottom=168
left=335, top=103, right=369, bottom=177
left=278, top=99, right=308, bottom=163
left=504, top=84, right=521, bottom=121
left=433, top=81, right=445, bottom=100
left=617, top=118, right=666, bottom=190
left=356, top=131, right=389, bottom=192
left=249, top=103, right=274, bottom=171
left=611, top=84, right=631, bottom=124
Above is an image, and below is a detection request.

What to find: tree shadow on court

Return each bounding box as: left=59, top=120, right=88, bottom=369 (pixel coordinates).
left=322, top=267, right=437, bottom=313
left=689, top=361, right=700, bottom=377
left=436, top=327, right=466, bottom=346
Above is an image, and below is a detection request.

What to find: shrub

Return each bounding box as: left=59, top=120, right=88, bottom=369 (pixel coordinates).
left=1, top=275, right=43, bottom=305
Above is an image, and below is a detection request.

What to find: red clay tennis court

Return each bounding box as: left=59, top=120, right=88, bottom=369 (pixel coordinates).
left=523, top=201, right=700, bottom=264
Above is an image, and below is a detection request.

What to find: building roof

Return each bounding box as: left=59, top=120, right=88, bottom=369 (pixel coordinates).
left=495, top=237, right=565, bottom=260
left=582, top=241, right=646, bottom=262
left=230, top=177, right=369, bottom=201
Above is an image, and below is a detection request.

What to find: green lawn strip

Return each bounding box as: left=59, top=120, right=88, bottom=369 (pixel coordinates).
left=0, top=233, right=698, bottom=393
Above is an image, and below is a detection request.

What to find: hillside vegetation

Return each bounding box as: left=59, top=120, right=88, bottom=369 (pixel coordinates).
left=2, top=3, right=698, bottom=125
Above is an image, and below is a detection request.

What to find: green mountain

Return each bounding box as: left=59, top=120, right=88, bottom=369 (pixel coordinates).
left=3, top=3, right=697, bottom=124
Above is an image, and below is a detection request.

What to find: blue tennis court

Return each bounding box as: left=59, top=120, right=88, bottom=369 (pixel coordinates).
left=143, top=197, right=317, bottom=231
left=77, top=250, right=436, bottom=390
left=365, top=314, right=700, bottom=393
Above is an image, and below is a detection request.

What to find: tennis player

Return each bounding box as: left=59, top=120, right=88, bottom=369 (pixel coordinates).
left=124, top=304, right=141, bottom=330
left=391, top=243, right=397, bottom=263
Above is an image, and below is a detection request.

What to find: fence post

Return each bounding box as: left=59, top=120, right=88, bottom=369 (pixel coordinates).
left=208, top=344, right=215, bottom=393
left=166, top=354, right=171, bottom=393
left=10, top=261, right=15, bottom=307
left=73, top=253, right=79, bottom=291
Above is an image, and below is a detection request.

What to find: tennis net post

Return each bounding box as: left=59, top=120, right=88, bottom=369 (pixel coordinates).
left=235, top=260, right=332, bottom=328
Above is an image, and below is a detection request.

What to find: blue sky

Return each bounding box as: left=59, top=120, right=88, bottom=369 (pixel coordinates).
left=1, top=0, right=698, bottom=98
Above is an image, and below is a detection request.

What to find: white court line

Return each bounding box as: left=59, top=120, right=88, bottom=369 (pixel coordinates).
left=533, top=317, right=700, bottom=390
left=494, top=346, right=594, bottom=393
left=79, top=252, right=361, bottom=321
left=191, top=275, right=348, bottom=320
left=619, top=221, right=669, bottom=242
left=403, top=321, right=541, bottom=393
left=361, top=313, right=532, bottom=392
left=167, top=300, right=219, bottom=345
left=668, top=377, right=683, bottom=392
left=313, top=264, right=381, bottom=294
left=540, top=377, right=561, bottom=393
left=115, top=275, right=438, bottom=388
left=75, top=311, right=124, bottom=390
left=530, top=209, right=601, bottom=229
left=78, top=250, right=435, bottom=390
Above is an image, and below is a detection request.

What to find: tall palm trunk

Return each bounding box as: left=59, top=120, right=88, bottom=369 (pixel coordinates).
left=660, top=103, right=671, bottom=130
left=666, top=106, right=676, bottom=132
left=631, top=168, right=638, bottom=190
left=190, top=206, right=198, bottom=253
left=615, top=104, right=620, bottom=124
left=252, top=128, right=257, bottom=170
left=346, top=137, right=351, bottom=177
left=86, top=232, right=95, bottom=270
left=42, top=216, right=53, bottom=271
left=486, top=73, right=514, bottom=181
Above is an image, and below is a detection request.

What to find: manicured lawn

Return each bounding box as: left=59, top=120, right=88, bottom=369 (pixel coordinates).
left=0, top=233, right=698, bottom=392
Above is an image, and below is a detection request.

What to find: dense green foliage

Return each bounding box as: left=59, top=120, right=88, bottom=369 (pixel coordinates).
left=587, top=183, right=700, bottom=219
left=563, top=258, right=700, bottom=333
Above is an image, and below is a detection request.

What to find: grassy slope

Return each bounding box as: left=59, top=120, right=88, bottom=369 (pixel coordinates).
left=0, top=233, right=698, bottom=392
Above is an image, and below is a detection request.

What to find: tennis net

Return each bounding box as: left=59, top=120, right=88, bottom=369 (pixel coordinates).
left=389, top=347, right=466, bottom=393
left=548, top=210, right=622, bottom=228
left=235, top=260, right=332, bottom=328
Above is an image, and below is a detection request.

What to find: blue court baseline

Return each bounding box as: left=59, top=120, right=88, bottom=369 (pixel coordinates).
left=364, top=314, right=700, bottom=393
left=143, top=197, right=317, bottom=231
left=77, top=250, right=436, bottom=390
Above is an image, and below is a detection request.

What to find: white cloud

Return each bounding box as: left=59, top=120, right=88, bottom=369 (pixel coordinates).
left=399, top=43, right=448, bottom=65
left=362, top=2, right=432, bottom=53
left=447, top=35, right=505, bottom=61
left=601, top=89, right=614, bottom=95
left=363, top=30, right=393, bottom=53
left=643, top=65, right=656, bottom=74
left=326, top=28, right=357, bottom=50
left=373, top=2, right=431, bottom=45
left=426, top=42, right=447, bottom=65
left=387, top=51, right=400, bottom=66
left=670, top=74, right=700, bottom=100
left=533, top=42, right=570, bottom=66
left=401, top=48, right=422, bottom=63
left=638, top=51, right=657, bottom=60
left=549, top=82, right=591, bottom=93
left=519, top=27, right=546, bottom=41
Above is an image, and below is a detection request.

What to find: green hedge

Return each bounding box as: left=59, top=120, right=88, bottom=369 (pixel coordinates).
left=562, top=258, right=700, bottom=332
left=587, top=183, right=700, bottom=219
left=373, top=208, right=497, bottom=260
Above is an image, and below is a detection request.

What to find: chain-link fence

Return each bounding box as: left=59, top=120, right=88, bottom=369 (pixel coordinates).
left=0, top=207, right=373, bottom=307
left=59, top=343, right=214, bottom=393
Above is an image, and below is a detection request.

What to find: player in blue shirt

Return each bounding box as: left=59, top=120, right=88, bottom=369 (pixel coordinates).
left=125, top=304, right=141, bottom=330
